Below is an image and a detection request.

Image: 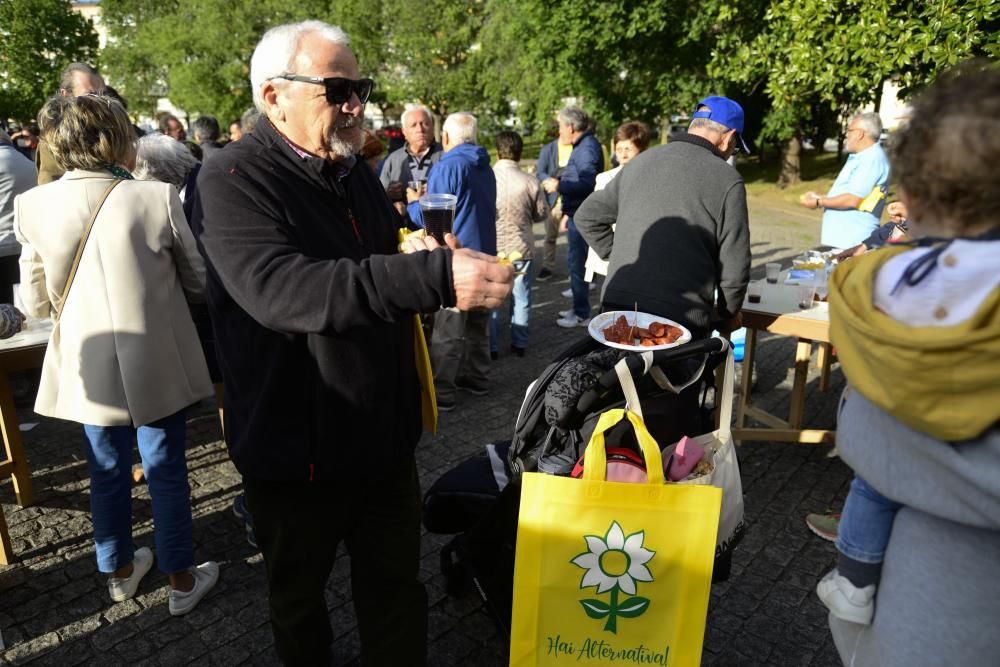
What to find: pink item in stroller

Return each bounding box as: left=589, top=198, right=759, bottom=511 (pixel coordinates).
left=663, top=436, right=705, bottom=481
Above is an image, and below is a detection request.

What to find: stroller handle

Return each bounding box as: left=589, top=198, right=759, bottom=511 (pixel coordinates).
left=574, top=336, right=730, bottom=418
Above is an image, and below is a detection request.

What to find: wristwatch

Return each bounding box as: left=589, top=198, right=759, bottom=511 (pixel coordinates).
left=814, top=196, right=823, bottom=209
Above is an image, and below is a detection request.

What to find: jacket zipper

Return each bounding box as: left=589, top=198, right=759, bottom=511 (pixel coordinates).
left=346, top=207, right=362, bottom=244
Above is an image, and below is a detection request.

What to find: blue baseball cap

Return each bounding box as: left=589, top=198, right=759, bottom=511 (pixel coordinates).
left=692, top=96, right=750, bottom=153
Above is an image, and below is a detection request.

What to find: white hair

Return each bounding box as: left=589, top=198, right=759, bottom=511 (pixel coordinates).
left=557, top=107, right=589, bottom=132
left=688, top=117, right=730, bottom=134
left=852, top=111, right=883, bottom=141
left=402, top=105, right=433, bottom=127
left=133, top=133, right=199, bottom=190
left=250, top=21, right=350, bottom=112
left=443, top=112, right=477, bottom=145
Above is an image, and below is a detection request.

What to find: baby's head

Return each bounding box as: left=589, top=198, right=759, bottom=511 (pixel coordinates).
left=890, top=61, right=1000, bottom=239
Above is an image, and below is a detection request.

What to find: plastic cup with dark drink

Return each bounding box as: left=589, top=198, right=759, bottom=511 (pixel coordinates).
left=419, top=193, right=457, bottom=244
left=765, top=262, right=781, bottom=284
left=747, top=280, right=763, bottom=304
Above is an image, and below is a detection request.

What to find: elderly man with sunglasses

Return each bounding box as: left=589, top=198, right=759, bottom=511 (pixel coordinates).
left=192, top=20, right=512, bottom=666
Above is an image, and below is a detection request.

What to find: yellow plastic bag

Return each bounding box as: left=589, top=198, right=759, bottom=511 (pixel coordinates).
left=510, top=409, right=721, bottom=666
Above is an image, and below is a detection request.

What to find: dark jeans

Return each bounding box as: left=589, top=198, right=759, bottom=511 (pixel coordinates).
left=566, top=218, right=591, bottom=319
left=243, top=456, right=427, bottom=667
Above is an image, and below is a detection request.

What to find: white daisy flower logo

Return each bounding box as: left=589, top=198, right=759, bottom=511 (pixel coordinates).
left=571, top=520, right=655, bottom=633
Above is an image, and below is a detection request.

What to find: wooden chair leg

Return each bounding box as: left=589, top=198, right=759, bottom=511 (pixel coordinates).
left=788, top=339, right=813, bottom=429
left=0, top=496, right=13, bottom=565
left=817, top=342, right=832, bottom=392
left=735, top=328, right=758, bottom=437
left=0, top=373, right=33, bottom=507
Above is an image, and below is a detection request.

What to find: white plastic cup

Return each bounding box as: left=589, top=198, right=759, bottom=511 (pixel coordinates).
left=765, top=263, right=781, bottom=284
left=813, top=267, right=829, bottom=300
left=797, top=283, right=816, bottom=309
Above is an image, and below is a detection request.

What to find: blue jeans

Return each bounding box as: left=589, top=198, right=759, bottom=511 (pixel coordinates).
left=83, top=410, right=194, bottom=574
left=489, top=259, right=534, bottom=351
left=835, top=474, right=902, bottom=564
left=566, top=218, right=591, bottom=319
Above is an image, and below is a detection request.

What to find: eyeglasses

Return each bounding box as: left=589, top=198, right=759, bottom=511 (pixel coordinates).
left=845, top=127, right=864, bottom=137
left=272, top=74, right=374, bottom=105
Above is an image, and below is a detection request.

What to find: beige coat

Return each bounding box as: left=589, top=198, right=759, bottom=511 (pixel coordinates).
left=14, top=170, right=213, bottom=426
left=493, top=159, right=549, bottom=259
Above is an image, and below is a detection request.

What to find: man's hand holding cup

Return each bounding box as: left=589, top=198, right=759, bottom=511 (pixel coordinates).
left=399, top=232, right=513, bottom=310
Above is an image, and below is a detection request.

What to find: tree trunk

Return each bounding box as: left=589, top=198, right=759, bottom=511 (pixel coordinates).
left=777, top=136, right=801, bottom=188
left=659, top=116, right=670, bottom=144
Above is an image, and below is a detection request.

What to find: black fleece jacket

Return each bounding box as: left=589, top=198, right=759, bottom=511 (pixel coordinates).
left=192, top=119, right=455, bottom=481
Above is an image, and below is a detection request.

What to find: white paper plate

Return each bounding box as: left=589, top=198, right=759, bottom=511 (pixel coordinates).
left=588, top=311, right=693, bottom=351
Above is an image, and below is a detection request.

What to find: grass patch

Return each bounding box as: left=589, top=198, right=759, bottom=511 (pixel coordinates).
left=739, top=149, right=844, bottom=206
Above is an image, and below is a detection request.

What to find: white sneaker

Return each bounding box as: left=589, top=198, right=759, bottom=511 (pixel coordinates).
left=558, top=309, right=574, bottom=318
left=108, top=546, right=154, bottom=602
left=556, top=313, right=592, bottom=328
left=169, top=561, right=220, bottom=616
left=816, top=569, right=875, bottom=625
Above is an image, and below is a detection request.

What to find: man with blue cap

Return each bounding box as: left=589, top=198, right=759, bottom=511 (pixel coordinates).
left=575, top=95, right=751, bottom=340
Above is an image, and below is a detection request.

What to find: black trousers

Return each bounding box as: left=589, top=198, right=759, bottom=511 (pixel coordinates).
left=243, top=456, right=428, bottom=667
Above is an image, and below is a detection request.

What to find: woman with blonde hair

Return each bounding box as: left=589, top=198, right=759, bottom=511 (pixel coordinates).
left=13, top=94, right=218, bottom=615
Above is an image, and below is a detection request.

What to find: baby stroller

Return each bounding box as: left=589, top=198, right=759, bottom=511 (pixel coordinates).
left=422, top=335, right=745, bottom=638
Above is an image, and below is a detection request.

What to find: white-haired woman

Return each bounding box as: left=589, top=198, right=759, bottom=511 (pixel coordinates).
left=134, top=132, right=199, bottom=192
left=13, top=94, right=218, bottom=615
left=134, top=131, right=218, bottom=366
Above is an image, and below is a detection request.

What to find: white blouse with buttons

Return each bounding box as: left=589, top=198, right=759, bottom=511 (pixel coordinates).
left=873, top=239, right=1000, bottom=327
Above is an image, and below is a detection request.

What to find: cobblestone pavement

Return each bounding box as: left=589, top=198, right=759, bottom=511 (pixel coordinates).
left=0, top=202, right=852, bottom=666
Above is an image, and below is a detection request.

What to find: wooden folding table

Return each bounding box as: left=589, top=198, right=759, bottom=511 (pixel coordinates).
left=734, top=280, right=835, bottom=445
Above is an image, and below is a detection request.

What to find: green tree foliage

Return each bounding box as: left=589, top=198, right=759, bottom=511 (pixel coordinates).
left=94, top=0, right=997, bottom=185
left=381, top=0, right=488, bottom=118
left=709, top=0, right=1000, bottom=183
left=0, top=0, right=99, bottom=122
left=475, top=0, right=734, bottom=141
left=100, top=0, right=395, bottom=122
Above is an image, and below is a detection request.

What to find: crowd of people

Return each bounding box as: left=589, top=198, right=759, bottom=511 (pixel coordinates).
left=1, top=15, right=997, bottom=666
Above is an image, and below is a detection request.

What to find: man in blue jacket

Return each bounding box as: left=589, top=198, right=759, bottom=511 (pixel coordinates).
left=541, top=107, right=604, bottom=327
left=408, top=112, right=497, bottom=411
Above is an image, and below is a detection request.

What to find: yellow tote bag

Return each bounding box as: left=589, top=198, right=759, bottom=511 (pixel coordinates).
left=510, top=409, right=721, bottom=667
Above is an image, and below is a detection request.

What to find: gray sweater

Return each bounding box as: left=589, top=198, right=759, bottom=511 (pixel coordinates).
left=574, top=135, right=750, bottom=336
left=830, top=390, right=1000, bottom=666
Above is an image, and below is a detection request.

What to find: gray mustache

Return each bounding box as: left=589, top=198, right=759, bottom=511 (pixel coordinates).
left=334, top=118, right=360, bottom=131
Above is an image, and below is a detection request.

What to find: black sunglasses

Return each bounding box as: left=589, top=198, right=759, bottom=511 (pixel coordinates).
left=273, top=74, right=374, bottom=105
